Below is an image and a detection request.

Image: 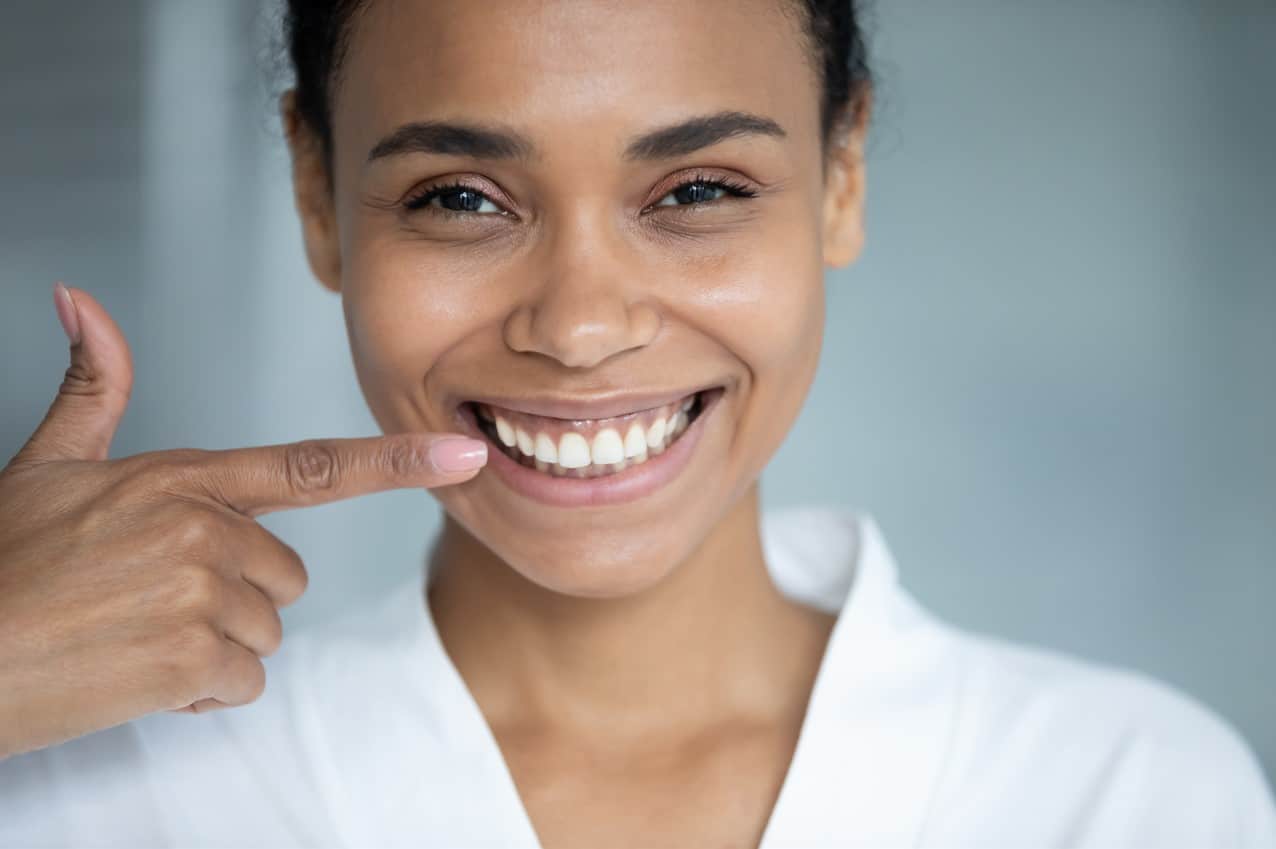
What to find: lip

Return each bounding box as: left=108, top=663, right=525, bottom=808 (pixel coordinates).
left=455, top=382, right=722, bottom=423
left=456, top=387, right=724, bottom=508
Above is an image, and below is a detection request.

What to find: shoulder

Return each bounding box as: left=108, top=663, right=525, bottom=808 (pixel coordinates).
left=926, top=619, right=1276, bottom=845
left=947, top=624, right=1261, bottom=774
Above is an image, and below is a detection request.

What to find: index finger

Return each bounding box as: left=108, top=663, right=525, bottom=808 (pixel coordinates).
left=188, top=433, right=488, bottom=516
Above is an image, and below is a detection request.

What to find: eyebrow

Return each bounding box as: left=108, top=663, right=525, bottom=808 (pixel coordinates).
left=365, top=110, right=787, bottom=164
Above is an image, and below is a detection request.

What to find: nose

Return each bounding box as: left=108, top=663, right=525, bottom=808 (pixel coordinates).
left=503, top=215, right=661, bottom=369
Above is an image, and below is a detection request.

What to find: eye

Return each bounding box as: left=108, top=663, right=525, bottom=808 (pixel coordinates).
left=650, top=173, right=758, bottom=210
left=402, top=181, right=507, bottom=219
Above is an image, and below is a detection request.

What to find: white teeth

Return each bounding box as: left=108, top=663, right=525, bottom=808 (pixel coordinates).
left=494, top=396, right=701, bottom=475
left=534, top=433, right=558, bottom=464
left=515, top=428, right=534, bottom=456
left=494, top=416, right=516, bottom=447
left=591, top=429, right=625, bottom=465
left=623, top=423, right=648, bottom=458
left=558, top=432, right=591, bottom=469
left=645, top=417, right=666, bottom=448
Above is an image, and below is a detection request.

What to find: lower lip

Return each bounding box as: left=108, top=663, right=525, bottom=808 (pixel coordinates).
left=458, top=392, right=719, bottom=508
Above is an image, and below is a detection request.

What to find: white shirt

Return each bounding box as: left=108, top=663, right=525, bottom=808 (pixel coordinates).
left=2, top=507, right=1274, bottom=848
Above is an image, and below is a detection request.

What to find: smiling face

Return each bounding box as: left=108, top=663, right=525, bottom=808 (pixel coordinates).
left=284, top=0, right=868, bottom=598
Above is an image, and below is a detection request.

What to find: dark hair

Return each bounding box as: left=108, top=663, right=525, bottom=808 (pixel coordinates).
left=284, top=0, right=873, bottom=172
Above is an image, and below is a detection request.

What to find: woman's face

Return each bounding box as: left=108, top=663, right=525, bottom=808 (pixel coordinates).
left=286, top=0, right=867, bottom=598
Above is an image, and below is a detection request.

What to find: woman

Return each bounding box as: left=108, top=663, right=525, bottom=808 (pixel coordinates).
left=1, top=0, right=1273, bottom=846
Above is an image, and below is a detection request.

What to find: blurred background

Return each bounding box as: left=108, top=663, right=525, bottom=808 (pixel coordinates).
left=1, top=0, right=1272, bottom=782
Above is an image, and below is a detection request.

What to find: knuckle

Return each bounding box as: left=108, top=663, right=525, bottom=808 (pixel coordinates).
left=91, top=461, right=161, bottom=508
left=160, top=448, right=217, bottom=478
left=173, top=510, right=226, bottom=557
left=122, top=449, right=212, bottom=488
left=155, top=447, right=214, bottom=468
left=169, top=564, right=224, bottom=618
left=104, top=451, right=217, bottom=513
left=104, top=465, right=154, bottom=504
left=58, top=360, right=97, bottom=396
left=283, top=441, right=340, bottom=495
left=380, top=437, right=424, bottom=478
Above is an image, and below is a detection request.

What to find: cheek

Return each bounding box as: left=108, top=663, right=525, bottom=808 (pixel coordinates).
left=340, top=243, right=496, bottom=429
left=708, top=263, right=823, bottom=377
left=685, top=212, right=825, bottom=476
left=682, top=209, right=826, bottom=385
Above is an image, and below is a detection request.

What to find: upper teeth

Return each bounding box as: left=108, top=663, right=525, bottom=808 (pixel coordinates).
left=533, top=432, right=558, bottom=463
left=591, top=428, right=625, bottom=465
left=645, top=417, right=666, bottom=448
left=623, top=423, right=647, bottom=458
left=515, top=428, right=535, bottom=456
left=558, top=432, right=591, bottom=469
left=481, top=395, right=698, bottom=476
left=494, top=417, right=516, bottom=447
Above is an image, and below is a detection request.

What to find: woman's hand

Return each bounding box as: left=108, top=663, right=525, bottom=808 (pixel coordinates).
left=0, top=285, right=487, bottom=760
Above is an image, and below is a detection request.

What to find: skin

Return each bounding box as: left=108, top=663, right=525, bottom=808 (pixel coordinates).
left=282, top=0, right=870, bottom=844
left=0, top=284, right=489, bottom=759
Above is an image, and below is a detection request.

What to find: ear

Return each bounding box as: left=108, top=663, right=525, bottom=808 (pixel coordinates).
left=821, top=87, right=872, bottom=269
left=280, top=89, right=343, bottom=293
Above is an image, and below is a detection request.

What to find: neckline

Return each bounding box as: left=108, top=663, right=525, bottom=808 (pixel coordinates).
left=400, top=508, right=893, bottom=847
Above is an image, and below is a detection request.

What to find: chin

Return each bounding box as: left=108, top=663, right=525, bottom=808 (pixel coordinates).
left=475, top=518, right=704, bottom=599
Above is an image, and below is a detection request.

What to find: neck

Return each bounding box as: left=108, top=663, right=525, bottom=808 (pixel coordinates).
left=427, top=485, right=832, bottom=739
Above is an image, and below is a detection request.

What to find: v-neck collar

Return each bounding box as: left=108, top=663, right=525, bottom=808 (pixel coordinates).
left=306, top=508, right=959, bottom=847
left=754, top=510, right=960, bottom=847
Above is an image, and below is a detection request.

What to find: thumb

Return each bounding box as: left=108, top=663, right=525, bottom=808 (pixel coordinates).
left=14, top=283, right=135, bottom=463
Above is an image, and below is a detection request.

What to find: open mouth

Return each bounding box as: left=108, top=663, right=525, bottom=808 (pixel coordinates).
left=463, top=387, right=718, bottom=480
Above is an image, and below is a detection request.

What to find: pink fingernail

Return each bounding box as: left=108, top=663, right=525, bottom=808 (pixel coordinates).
left=429, top=437, right=488, bottom=472
left=53, top=282, right=81, bottom=345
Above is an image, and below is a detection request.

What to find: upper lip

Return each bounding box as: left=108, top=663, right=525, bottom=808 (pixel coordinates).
left=460, top=383, right=720, bottom=422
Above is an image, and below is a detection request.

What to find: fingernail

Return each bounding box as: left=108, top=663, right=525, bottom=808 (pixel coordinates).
left=429, top=436, right=488, bottom=472
left=52, top=282, right=81, bottom=345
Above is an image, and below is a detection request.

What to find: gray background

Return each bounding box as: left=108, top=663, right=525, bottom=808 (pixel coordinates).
left=2, top=1, right=1273, bottom=783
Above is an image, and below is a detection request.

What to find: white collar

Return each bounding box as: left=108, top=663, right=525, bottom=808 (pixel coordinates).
left=298, top=507, right=958, bottom=847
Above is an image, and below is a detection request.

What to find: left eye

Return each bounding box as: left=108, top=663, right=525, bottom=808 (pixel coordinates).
left=652, top=178, right=754, bottom=208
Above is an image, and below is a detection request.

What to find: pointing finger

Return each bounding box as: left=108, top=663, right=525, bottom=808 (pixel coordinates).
left=188, top=432, right=487, bottom=517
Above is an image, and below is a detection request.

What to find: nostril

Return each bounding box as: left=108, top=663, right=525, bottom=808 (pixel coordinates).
left=501, top=294, right=660, bottom=369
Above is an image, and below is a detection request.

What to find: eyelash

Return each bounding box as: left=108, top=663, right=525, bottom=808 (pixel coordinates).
left=400, top=171, right=759, bottom=220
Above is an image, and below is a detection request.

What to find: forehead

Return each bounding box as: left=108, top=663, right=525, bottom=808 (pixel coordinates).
left=332, top=0, right=820, bottom=165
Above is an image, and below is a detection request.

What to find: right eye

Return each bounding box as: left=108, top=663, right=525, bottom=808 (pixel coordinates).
left=402, top=182, right=508, bottom=219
